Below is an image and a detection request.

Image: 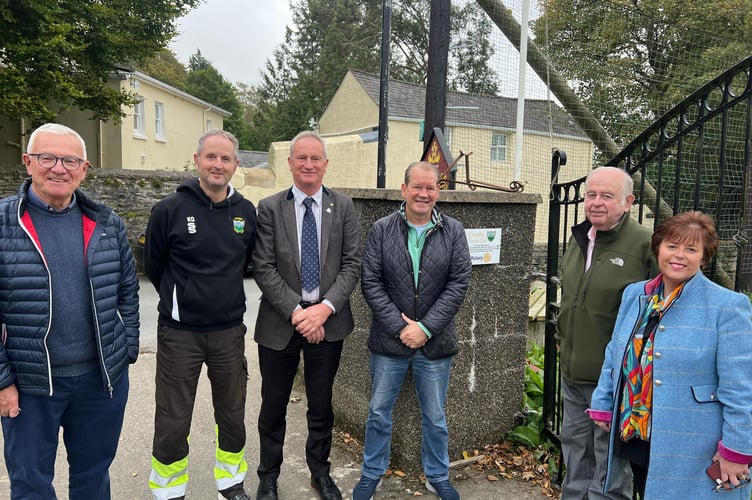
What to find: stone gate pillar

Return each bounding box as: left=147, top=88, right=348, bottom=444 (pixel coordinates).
left=333, top=188, right=541, bottom=470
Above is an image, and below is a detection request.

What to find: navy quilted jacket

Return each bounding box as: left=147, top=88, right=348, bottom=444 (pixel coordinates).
left=361, top=206, right=471, bottom=359
left=0, top=179, right=140, bottom=396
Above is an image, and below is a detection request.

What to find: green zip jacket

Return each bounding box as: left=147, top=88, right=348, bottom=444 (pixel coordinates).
left=557, top=214, right=658, bottom=383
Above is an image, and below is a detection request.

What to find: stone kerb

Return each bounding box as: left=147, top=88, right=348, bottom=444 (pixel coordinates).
left=335, top=188, right=541, bottom=471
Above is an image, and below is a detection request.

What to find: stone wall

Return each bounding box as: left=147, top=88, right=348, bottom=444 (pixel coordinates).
left=0, top=164, right=192, bottom=246
left=335, top=188, right=541, bottom=471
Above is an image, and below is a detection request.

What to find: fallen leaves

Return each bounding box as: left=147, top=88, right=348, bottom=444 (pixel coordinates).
left=334, top=431, right=560, bottom=498
left=462, top=442, right=561, bottom=498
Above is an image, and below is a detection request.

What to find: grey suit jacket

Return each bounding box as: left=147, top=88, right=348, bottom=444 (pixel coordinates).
left=252, top=186, right=361, bottom=350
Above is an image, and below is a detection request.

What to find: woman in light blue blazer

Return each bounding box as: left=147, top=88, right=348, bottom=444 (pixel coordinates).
left=589, top=211, right=752, bottom=499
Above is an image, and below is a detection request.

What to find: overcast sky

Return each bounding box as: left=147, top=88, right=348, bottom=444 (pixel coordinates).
left=167, top=1, right=550, bottom=98
left=169, top=0, right=293, bottom=87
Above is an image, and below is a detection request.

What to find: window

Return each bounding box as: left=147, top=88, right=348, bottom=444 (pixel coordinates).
left=205, top=119, right=213, bottom=132
left=154, top=102, right=165, bottom=140
left=133, top=96, right=145, bottom=137
left=491, top=133, right=507, bottom=162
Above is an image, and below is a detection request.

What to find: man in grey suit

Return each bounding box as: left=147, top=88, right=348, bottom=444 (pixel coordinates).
left=252, top=131, right=361, bottom=500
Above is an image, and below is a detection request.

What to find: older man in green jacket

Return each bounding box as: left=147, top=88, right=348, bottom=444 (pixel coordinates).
left=557, top=166, right=658, bottom=500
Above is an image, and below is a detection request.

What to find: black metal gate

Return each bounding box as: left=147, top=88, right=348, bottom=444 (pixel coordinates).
left=542, top=56, right=752, bottom=475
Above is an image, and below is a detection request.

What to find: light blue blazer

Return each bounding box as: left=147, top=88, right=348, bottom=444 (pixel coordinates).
left=591, top=272, right=752, bottom=499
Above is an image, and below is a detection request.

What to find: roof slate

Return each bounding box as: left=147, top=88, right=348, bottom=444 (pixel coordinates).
left=238, top=150, right=268, bottom=168
left=349, top=69, right=588, bottom=139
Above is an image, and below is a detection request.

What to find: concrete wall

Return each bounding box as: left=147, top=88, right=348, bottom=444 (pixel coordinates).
left=335, top=188, right=541, bottom=471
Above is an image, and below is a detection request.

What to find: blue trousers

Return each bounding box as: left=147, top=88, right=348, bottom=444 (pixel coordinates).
left=361, top=351, right=453, bottom=482
left=1, top=368, right=129, bottom=500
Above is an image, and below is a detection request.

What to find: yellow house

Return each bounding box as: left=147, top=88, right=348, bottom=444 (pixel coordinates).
left=237, top=70, right=593, bottom=244
left=102, top=70, right=231, bottom=171
left=0, top=70, right=230, bottom=171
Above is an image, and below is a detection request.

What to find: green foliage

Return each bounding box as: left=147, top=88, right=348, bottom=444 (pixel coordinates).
left=139, top=49, right=188, bottom=89
left=183, top=51, right=252, bottom=148
left=533, top=0, right=752, bottom=148
left=448, top=2, right=499, bottom=95
left=249, top=0, right=499, bottom=150
left=506, top=342, right=560, bottom=473
left=507, top=342, right=545, bottom=447
left=0, top=0, right=200, bottom=126
left=102, top=177, right=124, bottom=188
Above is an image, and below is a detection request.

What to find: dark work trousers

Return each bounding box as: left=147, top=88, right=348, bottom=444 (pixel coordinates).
left=1, top=368, right=129, bottom=500
left=257, top=332, right=343, bottom=479
left=152, top=323, right=248, bottom=465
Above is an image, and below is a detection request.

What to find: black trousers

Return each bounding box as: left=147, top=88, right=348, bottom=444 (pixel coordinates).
left=257, top=331, right=343, bottom=479
left=152, top=323, right=249, bottom=464
left=615, top=437, right=650, bottom=499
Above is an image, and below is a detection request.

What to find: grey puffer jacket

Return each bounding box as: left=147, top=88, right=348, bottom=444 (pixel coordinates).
left=0, top=179, right=140, bottom=396
left=361, top=206, right=471, bottom=359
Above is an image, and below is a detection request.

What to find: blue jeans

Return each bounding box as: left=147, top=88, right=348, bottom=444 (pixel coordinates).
left=361, top=351, right=453, bottom=482
left=1, top=368, right=129, bottom=500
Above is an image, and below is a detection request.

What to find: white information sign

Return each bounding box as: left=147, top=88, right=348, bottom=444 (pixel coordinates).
left=465, top=228, right=502, bottom=265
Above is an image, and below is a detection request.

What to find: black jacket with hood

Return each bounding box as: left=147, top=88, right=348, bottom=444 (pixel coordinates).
left=144, top=178, right=256, bottom=331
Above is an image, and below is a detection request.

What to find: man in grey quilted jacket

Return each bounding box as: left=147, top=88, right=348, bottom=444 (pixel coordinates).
left=353, top=161, right=472, bottom=500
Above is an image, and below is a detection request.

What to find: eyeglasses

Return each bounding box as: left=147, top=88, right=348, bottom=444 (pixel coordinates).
left=713, top=478, right=751, bottom=492
left=28, top=153, right=85, bottom=171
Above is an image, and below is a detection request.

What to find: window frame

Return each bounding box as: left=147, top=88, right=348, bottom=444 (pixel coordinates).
left=490, top=132, right=507, bottom=162
left=154, top=101, right=166, bottom=141
left=133, top=96, right=146, bottom=139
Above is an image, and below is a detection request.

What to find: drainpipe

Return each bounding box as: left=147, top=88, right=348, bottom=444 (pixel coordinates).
left=20, top=117, right=27, bottom=156
left=202, top=108, right=212, bottom=132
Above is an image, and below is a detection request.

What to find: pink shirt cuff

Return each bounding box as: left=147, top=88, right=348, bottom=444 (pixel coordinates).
left=586, top=409, right=612, bottom=422
left=718, top=441, right=752, bottom=464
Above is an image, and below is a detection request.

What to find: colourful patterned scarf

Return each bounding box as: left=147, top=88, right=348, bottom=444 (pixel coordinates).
left=618, top=281, right=684, bottom=442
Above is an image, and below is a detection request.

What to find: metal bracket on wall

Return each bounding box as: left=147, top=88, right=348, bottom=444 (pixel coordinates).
left=439, top=150, right=525, bottom=193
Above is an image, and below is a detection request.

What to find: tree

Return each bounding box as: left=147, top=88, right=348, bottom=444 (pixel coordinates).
left=449, top=2, right=499, bottom=95
left=249, top=0, right=382, bottom=149
left=139, top=49, right=188, bottom=90
left=532, top=0, right=752, bottom=147
left=0, top=0, right=200, bottom=126
left=249, top=0, right=499, bottom=150
left=184, top=51, right=252, bottom=148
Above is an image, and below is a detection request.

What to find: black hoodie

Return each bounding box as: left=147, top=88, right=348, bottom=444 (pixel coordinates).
left=144, top=178, right=257, bottom=330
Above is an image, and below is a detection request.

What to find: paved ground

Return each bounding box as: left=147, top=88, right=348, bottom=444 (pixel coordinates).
left=0, top=276, right=554, bottom=499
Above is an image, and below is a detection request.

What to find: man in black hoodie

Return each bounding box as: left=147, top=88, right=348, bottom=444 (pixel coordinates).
left=144, top=130, right=257, bottom=500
